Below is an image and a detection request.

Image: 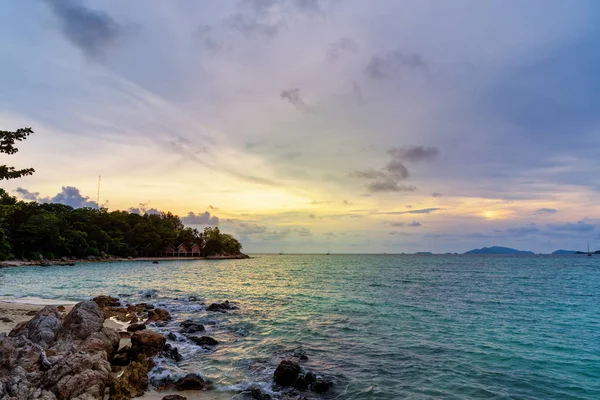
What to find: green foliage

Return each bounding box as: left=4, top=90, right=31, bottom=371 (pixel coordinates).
left=0, top=189, right=243, bottom=260
left=0, top=127, right=35, bottom=181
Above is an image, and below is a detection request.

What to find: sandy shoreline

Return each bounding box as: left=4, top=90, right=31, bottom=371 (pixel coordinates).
left=0, top=300, right=76, bottom=334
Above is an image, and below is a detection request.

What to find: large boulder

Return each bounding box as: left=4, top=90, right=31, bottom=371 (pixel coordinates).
left=9, top=306, right=62, bottom=348
left=109, top=354, right=150, bottom=399
left=60, top=301, right=105, bottom=340
left=273, top=360, right=301, bottom=386
left=131, top=330, right=166, bottom=357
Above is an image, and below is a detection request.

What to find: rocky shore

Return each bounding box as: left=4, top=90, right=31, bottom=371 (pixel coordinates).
left=0, top=295, right=333, bottom=400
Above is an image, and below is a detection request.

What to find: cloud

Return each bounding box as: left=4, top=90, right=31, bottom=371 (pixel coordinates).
left=351, top=145, right=439, bottom=192
left=128, top=207, right=161, bottom=215
left=16, top=186, right=98, bottom=208
left=208, top=205, right=219, bottom=210
left=379, top=208, right=442, bottom=215
left=280, top=88, right=311, bottom=112
left=547, top=220, right=595, bottom=232
left=366, top=51, right=427, bottom=80
left=227, top=13, right=281, bottom=38
left=533, top=208, right=557, bottom=215
left=43, top=0, right=120, bottom=59
left=388, top=146, right=440, bottom=163
left=236, top=223, right=268, bottom=235
left=181, top=211, right=219, bottom=225
left=327, top=37, right=358, bottom=62
left=367, top=180, right=416, bottom=193
left=432, top=192, right=443, bottom=197
left=309, top=213, right=316, bottom=219
left=15, top=188, right=40, bottom=201
left=408, top=221, right=421, bottom=227
left=506, top=225, right=539, bottom=236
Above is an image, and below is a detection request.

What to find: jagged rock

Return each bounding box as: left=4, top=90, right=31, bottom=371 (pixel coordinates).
left=293, top=374, right=309, bottom=391
left=274, top=360, right=301, bottom=386
left=189, top=336, right=219, bottom=346
left=111, top=346, right=133, bottom=366
left=299, top=355, right=308, bottom=362
left=167, top=332, right=177, bottom=341
left=109, top=354, right=150, bottom=399
left=179, top=323, right=204, bottom=334
left=82, top=327, right=120, bottom=360
left=9, top=306, right=62, bottom=348
left=147, top=308, right=171, bottom=323
left=60, top=301, right=105, bottom=340
left=131, top=330, right=166, bottom=357
left=174, top=373, right=206, bottom=390
left=162, top=395, right=187, bottom=400
left=242, top=385, right=272, bottom=399
left=92, top=295, right=120, bottom=309
left=127, top=323, right=146, bottom=332
left=206, top=300, right=237, bottom=312
left=0, top=316, right=12, bottom=323
left=162, top=343, right=183, bottom=362
left=312, top=378, right=333, bottom=393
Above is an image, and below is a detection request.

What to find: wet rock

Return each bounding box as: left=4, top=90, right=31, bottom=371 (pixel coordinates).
left=274, top=360, right=301, bottom=386
left=312, top=378, right=333, bottom=393
left=147, top=308, right=171, bottom=323
left=162, top=395, right=188, bottom=400
left=188, top=296, right=198, bottom=301
left=293, top=374, right=309, bottom=391
left=131, top=330, right=166, bottom=357
left=112, top=346, right=133, bottom=366
left=127, top=322, right=146, bottom=332
left=304, top=371, right=316, bottom=384
left=9, top=306, right=62, bottom=347
left=243, top=385, right=272, bottom=399
left=179, top=323, right=204, bottom=334
left=0, top=316, right=12, bottom=323
left=167, top=332, right=177, bottom=341
left=26, top=310, right=38, bottom=316
left=206, top=300, right=237, bottom=312
left=189, top=336, right=219, bottom=346
left=299, top=355, right=309, bottom=362
left=174, top=373, right=206, bottom=390
left=56, top=305, right=66, bottom=312
left=162, top=343, right=183, bottom=362
left=92, top=295, right=121, bottom=309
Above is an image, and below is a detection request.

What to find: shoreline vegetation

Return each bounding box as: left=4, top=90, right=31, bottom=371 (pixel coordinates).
left=0, top=188, right=248, bottom=263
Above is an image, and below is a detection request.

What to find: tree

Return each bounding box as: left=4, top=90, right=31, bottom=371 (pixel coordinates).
left=0, top=127, right=35, bottom=181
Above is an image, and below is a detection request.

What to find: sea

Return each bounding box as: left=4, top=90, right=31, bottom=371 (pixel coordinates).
left=1, top=254, right=599, bottom=399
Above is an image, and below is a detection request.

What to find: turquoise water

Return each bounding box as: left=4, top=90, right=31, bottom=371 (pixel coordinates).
left=1, top=255, right=599, bottom=399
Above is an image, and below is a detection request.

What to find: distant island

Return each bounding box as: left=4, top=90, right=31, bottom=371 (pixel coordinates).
left=464, top=246, right=535, bottom=255
left=551, top=249, right=578, bottom=255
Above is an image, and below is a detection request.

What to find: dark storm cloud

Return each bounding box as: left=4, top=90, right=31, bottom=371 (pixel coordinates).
left=43, top=0, right=120, bottom=59
left=182, top=211, right=219, bottom=225
left=327, top=37, right=358, bottom=62
left=16, top=186, right=97, bottom=208
left=366, top=51, right=427, bottom=80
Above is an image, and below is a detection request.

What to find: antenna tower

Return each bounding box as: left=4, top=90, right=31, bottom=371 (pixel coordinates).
left=97, top=175, right=101, bottom=208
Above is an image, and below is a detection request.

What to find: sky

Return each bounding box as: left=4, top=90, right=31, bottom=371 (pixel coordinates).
left=2, top=0, right=600, bottom=254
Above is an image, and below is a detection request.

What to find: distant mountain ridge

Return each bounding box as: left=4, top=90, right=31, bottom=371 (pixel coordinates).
left=551, top=249, right=577, bottom=255
left=464, top=246, right=535, bottom=255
